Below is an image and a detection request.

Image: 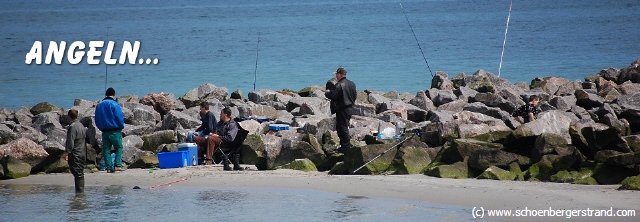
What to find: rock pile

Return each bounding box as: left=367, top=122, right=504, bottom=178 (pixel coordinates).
left=1, top=59, right=640, bottom=190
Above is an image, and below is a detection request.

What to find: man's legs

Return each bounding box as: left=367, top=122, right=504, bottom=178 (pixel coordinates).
left=207, top=136, right=222, bottom=163
left=111, top=131, right=124, bottom=169
left=187, top=131, right=207, bottom=143
left=336, top=109, right=351, bottom=152
left=102, top=133, right=114, bottom=171
left=193, top=136, right=208, bottom=164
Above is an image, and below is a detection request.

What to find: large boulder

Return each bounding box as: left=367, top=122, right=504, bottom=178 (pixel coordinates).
left=430, top=71, right=454, bottom=90
left=531, top=77, right=571, bottom=95
left=1, top=155, right=32, bottom=179
left=470, top=93, right=515, bottom=112
left=31, top=112, right=62, bottom=134
left=0, top=138, right=48, bottom=167
left=262, top=135, right=283, bottom=170
left=441, top=138, right=503, bottom=164
left=122, top=124, right=155, bottom=137
left=510, top=110, right=575, bottom=144
left=278, top=158, right=318, bottom=172
left=30, top=102, right=59, bottom=115
left=409, top=91, right=436, bottom=111
left=240, top=134, right=266, bottom=168
left=0, top=123, right=17, bottom=145
left=286, top=97, right=330, bottom=116
left=615, top=92, right=640, bottom=132
left=237, top=103, right=278, bottom=119
left=425, top=161, right=470, bottom=179
left=40, top=140, right=65, bottom=156
left=616, top=59, right=640, bottom=84
left=351, top=103, right=377, bottom=117
left=395, top=144, right=432, bottom=174
left=122, top=135, right=144, bottom=164
left=619, top=175, right=640, bottom=191
left=569, top=120, right=630, bottom=159
left=121, top=102, right=160, bottom=126
left=129, top=151, right=159, bottom=169
left=344, top=143, right=397, bottom=175
left=273, top=140, right=325, bottom=170
left=468, top=149, right=530, bottom=172
left=574, top=90, right=604, bottom=109
left=141, top=130, right=177, bottom=152
left=248, top=89, right=278, bottom=103
left=140, top=92, right=185, bottom=116
left=477, top=166, right=518, bottom=180
left=11, top=124, right=47, bottom=144
left=428, top=89, right=456, bottom=107
left=161, top=110, right=201, bottom=130
left=180, top=83, right=229, bottom=108
left=531, top=133, right=568, bottom=161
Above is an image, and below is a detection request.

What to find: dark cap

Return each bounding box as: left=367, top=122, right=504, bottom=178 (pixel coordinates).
left=333, top=67, right=347, bottom=75
left=105, top=87, right=115, bottom=97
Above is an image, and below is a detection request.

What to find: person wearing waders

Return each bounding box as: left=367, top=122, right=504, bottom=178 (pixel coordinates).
left=325, top=67, right=357, bottom=154
left=95, top=87, right=126, bottom=173
left=65, top=109, right=87, bottom=193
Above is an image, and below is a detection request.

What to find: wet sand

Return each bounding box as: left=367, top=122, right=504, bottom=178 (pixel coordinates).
left=2, top=166, right=638, bottom=221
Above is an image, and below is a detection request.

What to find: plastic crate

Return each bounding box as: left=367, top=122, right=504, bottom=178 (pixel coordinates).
left=178, top=143, right=198, bottom=166
left=158, top=151, right=188, bottom=169
left=269, top=124, right=290, bottom=131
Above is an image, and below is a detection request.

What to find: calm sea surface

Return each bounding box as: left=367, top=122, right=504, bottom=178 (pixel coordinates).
left=0, top=0, right=638, bottom=109
left=0, top=184, right=473, bottom=221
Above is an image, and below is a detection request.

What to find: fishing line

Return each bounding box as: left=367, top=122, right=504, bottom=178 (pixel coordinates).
left=400, top=3, right=433, bottom=78
left=498, top=0, right=513, bottom=77
left=253, top=32, right=260, bottom=91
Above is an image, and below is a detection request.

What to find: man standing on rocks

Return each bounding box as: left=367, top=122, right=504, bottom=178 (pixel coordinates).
left=65, top=109, right=87, bottom=193
left=95, top=87, right=125, bottom=173
left=325, top=67, right=357, bottom=154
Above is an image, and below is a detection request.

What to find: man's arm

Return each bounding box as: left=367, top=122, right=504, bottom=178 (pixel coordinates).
left=324, top=84, right=341, bottom=100
left=219, top=123, right=238, bottom=143
left=65, top=125, right=76, bottom=154
left=528, top=112, right=536, bottom=122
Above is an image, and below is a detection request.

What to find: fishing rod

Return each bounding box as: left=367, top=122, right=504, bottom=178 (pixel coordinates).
left=498, top=0, right=513, bottom=77
left=253, top=32, right=261, bottom=92
left=105, top=27, right=110, bottom=91
left=400, top=3, right=434, bottom=78
left=350, top=129, right=422, bottom=175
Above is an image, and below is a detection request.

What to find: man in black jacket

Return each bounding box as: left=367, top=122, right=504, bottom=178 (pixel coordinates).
left=325, top=67, right=357, bottom=154
left=189, top=103, right=216, bottom=164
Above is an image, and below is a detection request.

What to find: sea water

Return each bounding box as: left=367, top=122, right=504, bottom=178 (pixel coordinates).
left=0, top=0, right=638, bottom=109
left=0, top=184, right=474, bottom=221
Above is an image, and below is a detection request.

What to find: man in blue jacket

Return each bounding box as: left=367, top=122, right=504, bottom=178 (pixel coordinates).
left=95, top=87, right=125, bottom=173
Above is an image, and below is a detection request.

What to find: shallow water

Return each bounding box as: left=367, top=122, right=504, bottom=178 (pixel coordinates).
left=0, top=184, right=475, bottom=221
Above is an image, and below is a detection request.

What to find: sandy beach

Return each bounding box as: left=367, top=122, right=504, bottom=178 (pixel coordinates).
left=2, top=165, right=638, bottom=221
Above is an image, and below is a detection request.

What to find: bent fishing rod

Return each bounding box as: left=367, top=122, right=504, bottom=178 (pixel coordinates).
left=351, top=129, right=423, bottom=175
left=400, top=3, right=434, bottom=78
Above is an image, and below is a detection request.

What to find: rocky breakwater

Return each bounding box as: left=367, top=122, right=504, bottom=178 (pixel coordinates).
left=2, top=59, right=640, bottom=190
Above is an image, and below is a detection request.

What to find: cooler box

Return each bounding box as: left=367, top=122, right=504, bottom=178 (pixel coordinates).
left=269, top=124, right=290, bottom=131
left=178, top=143, right=198, bottom=166
left=158, top=151, right=188, bottom=169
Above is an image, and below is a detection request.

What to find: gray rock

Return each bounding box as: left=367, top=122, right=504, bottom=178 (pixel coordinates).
left=248, top=89, right=277, bottom=103
left=181, top=83, right=229, bottom=108
left=617, top=81, right=640, bottom=95
left=462, top=102, right=517, bottom=128
left=531, top=77, right=571, bottom=95
left=11, top=124, right=47, bottom=144
left=531, top=133, right=568, bottom=161
left=352, top=103, right=376, bottom=117
left=239, top=120, right=262, bottom=135
left=0, top=123, right=17, bottom=145
left=0, top=155, right=31, bottom=179
left=238, top=103, right=278, bottom=119
left=549, top=95, right=576, bottom=111
left=121, top=102, right=161, bottom=126
left=431, top=71, right=454, bottom=90
left=575, top=89, right=604, bottom=109
left=430, top=89, right=456, bottom=107
left=0, top=138, right=49, bottom=167
left=122, top=135, right=144, bottom=164
left=437, top=99, right=467, bottom=112
left=275, top=92, right=294, bottom=104
left=570, top=105, right=592, bottom=120
left=428, top=110, right=455, bottom=123
left=615, top=92, right=640, bottom=130
left=512, top=110, right=575, bottom=144
left=275, top=110, right=294, bottom=125
left=31, top=112, right=62, bottom=134
left=122, top=124, right=155, bottom=137
left=468, top=149, right=531, bottom=172
left=598, top=68, right=621, bottom=82
left=470, top=93, right=514, bottom=112
left=569, top=120, right=630, bottom=159
left=161, top=110, right=201, bottom=130
left=40, top=140, right=65, bottom=156
left=383, top=90, right=400, bottom=100
left=454, top=86, right=479, bottom=101
left=13, top=110, right=33, bottom=126
left=30, top=102, right=59, bottom=116
left=230, top=89, right=244, bottom=100
left=141, top=130, right=177, bottom=152
left=286, top=97, right=330, bottom=116
left=409, top=91, right=436, bottom=111
left=555, top=80, right=582, bottom=96
left=616, top=59, right=640, bottom=84
left=367, top=93, right=390, bottom=110
left=262, top=135, right=283, bottom=170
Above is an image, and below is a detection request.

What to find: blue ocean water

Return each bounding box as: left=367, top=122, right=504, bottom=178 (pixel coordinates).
left=0, top=184, right=473, bottom=221
left=0, top=0, right=638, bottom=109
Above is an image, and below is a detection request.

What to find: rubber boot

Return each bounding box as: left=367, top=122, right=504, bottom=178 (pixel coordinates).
left=222, top=154, right=232, bottom=171
left=74, top=177, right=85, bottom=193
left=232, top=154, right=243, bottom=171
